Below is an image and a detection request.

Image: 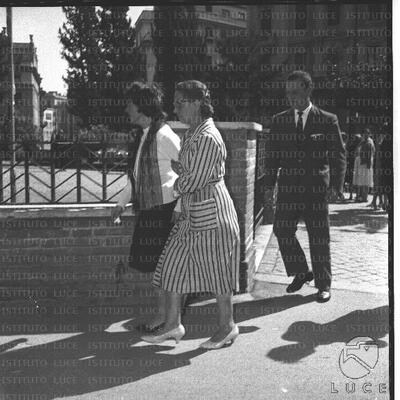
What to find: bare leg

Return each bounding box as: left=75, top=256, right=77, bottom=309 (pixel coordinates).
left=162, top=291, right=182, bottom=331
left=208, top=293, right=235, bottom=342
left=145, top=288, right=166, bottom=328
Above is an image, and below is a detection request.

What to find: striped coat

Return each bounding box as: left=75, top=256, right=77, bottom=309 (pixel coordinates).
left=152, top=118, right=240, bottom=295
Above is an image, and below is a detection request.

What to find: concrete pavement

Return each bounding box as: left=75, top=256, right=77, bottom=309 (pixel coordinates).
left=0, top=286, right=389, bottom=400
left=0, top=196, right=390, bottom=400
left=252, top=195, right=389, bottom=295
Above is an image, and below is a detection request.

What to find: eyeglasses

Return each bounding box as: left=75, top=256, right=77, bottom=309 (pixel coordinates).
left=173, top=98, right=191, bottom=105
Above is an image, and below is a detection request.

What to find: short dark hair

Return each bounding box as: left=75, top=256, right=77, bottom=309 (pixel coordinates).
left=175, top=80, right=214, bottom=118
left=286, top=70, right=313, bottom=90
left=125, top=82, right=165, bottom=120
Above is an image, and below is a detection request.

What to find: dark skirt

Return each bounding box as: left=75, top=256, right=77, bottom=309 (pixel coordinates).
left=129, top=201, right=176, bottom=273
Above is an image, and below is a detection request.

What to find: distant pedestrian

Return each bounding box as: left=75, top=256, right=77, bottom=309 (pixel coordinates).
left=353, top=128, right=375, bottom=202
left=369, top=132, right=385, bottom=210
left=379, top=131, right=392, bottom=212
left=345, top=133, right=362, bottom=201
left=265, top=71, right=346, bottom=303
left=334, top=132, right=347, bottom=202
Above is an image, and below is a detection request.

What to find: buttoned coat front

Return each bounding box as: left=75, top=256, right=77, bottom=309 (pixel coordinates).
left=265, top=105, right=346, bottom=197
left=265, top=105, right=346, bottom=291
left=152, top=118, right=240, bottom=295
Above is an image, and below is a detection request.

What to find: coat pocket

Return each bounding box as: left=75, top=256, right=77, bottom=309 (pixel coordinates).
left=310, top=133, right=325, bottom=141
left=189, top=198, right=218, bottom=231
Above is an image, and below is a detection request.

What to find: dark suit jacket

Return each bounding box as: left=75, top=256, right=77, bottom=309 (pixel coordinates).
left=264, top=105, right=346, bottom=197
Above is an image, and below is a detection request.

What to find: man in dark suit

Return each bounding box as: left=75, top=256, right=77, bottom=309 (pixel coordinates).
left=264, top=71, right=346, bottom=302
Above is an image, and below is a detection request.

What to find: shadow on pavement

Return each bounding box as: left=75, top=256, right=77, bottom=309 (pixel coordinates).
left=0, top=293, right=315, bottom=398
left=267, top=306, right=389, bottom=363
left=328, top=208, right=388, bottom=233
left=0, top=338, right=28, bottom=354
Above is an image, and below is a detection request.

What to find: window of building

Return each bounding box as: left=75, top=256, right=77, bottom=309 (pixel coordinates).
left=295, top=4, right=307, bottom=30
left=222, top=9, right=230, bottom=18
left=205, top=5, right=212, bottom=13
left=260, top=8, right=272, bottom=32
left=367, top=46, right=381, bottom=64
left=368, top=4, right=381, bottom=18
left=205, top=27, right=214, bottom=38
left=45, top=113, right=52, bottom=121
left=327, top=4, right=340, bottom=25
left=294, top=52, right=306, bottom=68
left=237, top=12, right=246, bottom=20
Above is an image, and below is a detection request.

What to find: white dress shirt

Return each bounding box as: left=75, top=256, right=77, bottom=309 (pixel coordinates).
left=133, top=126, right=149, bottom=180
left=117, top=124, right=181, bottom=212
left=294, top=101, right=313, bottom=129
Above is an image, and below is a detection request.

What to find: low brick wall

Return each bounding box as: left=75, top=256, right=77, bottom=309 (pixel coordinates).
left=169, top=121, right=262, bottom=291
left=1, top=121, right=262, bottom=301
left=0, top=207, right=149, bottom=305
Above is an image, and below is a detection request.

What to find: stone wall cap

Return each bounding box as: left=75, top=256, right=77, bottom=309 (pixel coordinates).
left=167, top=121, right=262, bottom=131
left=0, top=204, right=135, bottom=219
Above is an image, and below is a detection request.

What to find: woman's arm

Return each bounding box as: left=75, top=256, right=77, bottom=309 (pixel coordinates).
left=157, top=127, right=181, bottom=209
left=116, top=178, right=132, bottom=209
left=174, top=134, right=220, bottom=195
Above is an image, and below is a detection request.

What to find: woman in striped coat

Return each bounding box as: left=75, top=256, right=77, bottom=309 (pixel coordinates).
left=141, top=80, right=240, bottom=349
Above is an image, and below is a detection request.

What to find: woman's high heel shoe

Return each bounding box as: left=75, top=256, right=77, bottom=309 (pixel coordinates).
left=199, top=324, right=239, bottom=350
left=141, top=324, right=185, bottom=344
left=135, top=322, right=165, bottom=334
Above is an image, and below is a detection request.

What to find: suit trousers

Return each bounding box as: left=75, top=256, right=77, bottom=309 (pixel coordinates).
left=272, top=192, right=331, bottom=291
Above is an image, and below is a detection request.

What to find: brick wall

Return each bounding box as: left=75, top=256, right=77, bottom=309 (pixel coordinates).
left=0, top=208, right=151, bottom=305
left=169, top=121, right=262, bottom=291
left=0, top=121, right=262, bottom=302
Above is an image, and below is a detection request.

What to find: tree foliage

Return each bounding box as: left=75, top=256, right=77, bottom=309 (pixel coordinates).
left=96, top=6, right=139, bottom=129
left=59, top=6, right=140, bottom=129
left=153, top=6, right=207, bottom=116
left=59, top=6, right=103, bottom=128
left=153, top=7, right=281, bottom=123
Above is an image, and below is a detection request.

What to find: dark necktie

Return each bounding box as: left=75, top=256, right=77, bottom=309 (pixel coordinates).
left=296, top=111, right=304, bottom=161
left=296, top=111, right=303, bottom=134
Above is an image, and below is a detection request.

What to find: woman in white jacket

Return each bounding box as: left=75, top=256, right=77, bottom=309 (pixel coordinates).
left=112, top=82, right=181, bottom=332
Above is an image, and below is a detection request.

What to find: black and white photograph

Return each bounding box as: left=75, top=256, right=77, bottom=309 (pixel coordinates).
left=0, top=1, right=394, bottom=399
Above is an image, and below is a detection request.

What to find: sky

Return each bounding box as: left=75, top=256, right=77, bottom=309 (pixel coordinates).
left=0, top=6, right=153, bottom=95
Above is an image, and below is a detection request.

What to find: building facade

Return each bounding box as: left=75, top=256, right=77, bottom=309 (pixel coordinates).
left=42, top=107, right=55, bottom=149
left=247, top=3, right=391, bottom=131
left=42, top=91, right=80, bottom=141
left=135, top=6, right=248, bottom=83
left=0, top=32, right=42, bottom=132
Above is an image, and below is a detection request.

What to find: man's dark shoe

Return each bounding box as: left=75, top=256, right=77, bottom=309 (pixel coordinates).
left=316, top=290, right=331, bottom=303
left=286, top=271, right=314, bottom=293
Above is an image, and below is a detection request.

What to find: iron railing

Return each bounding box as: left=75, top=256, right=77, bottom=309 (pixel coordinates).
left=0, top=140, right=129, bottom=204
left=254, top=128, right=269, bottom=234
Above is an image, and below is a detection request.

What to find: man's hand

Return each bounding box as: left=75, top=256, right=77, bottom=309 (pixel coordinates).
left=171, top=159, right=183, bottom=175
left=111, top=205, right=124, bottom=222
left=328, top=187, right=338, bottom=202
left=264, top=187, right=276, bottom=204
left=171, top=211, right=181, bottom=224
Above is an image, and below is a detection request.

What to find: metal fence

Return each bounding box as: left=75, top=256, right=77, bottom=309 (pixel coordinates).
left=254, top=129, right=268, bottom=232
left=0, top=140, right=129, bottom=204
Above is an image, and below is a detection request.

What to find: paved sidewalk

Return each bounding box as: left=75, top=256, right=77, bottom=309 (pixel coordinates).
left=0, top=286, right=389, bottom=400
left=0, top=196, right=390, bottom=400
left=253, top=196, right=389, bottom=295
